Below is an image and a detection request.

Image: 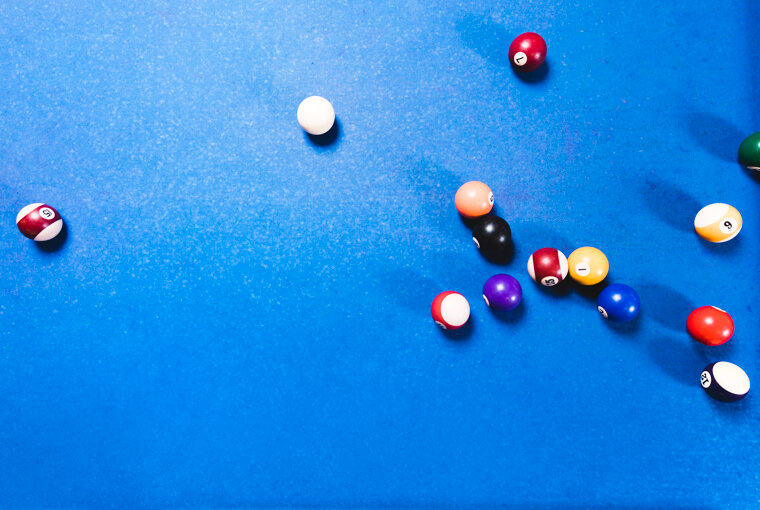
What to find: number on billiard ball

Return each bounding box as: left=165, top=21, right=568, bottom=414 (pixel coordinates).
left=701, top=362, right=750, bottom=402
left=597, top=283, right=640, bottom=323
left=471, top=215, right=512, bottom=263
left=527, top=248, right=568, bottom=287
left=482, top=274, right=522, bottom=312
left=508, top=32, right=547, bottom=73
left=16, top=203, right=64, bottom=242
left=694, top=203, right=742, bottom=243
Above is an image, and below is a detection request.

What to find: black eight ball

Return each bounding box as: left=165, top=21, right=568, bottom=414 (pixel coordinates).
left=471, top=215, right=512, bottom=263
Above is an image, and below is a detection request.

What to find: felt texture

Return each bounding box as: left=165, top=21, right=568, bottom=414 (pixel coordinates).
left=1, top=0, right=759, bottom=508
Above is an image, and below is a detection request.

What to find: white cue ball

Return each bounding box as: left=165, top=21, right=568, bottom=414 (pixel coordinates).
left=297, top=96, right=335, bottom=136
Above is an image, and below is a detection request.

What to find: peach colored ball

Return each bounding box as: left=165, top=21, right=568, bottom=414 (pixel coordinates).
left=454, top=181, right=494, bottom=218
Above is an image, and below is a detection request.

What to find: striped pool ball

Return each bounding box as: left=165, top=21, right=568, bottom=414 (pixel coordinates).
left=694, top=203, right=742, bottom=243
left=527, top=248, right=568, bottom=286
left=431, top=291, right=470, bottom=330
left=16, top=203, right=63, bottom=242
left=701, top=362, right=750, bottom=402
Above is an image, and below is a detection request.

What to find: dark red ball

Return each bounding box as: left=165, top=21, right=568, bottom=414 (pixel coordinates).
left=508, top=32, right=547, bottom=72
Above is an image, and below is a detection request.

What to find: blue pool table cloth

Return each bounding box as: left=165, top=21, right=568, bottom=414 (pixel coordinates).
left=1, top=1, right=759, bottom=508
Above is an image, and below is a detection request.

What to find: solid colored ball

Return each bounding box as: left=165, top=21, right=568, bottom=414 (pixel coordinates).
left=701, top=362, right=750, bottom=402
left=16, top=203, right=63, bottom=242
left=527, top=247, right=568, bottom=286
left=471, top=215, right=512, bottom=263
left=597, top=283, right=640, bottom=322
left=431, top=291, right=470, bottom=330
left=687, top=306, right=734, bottom=346
left=455, top=181, right=494, bottom=218
left=568, top=246, right=609, bottom=285
left=508, top=32, right=547, bottom=72
left=694, top=203, right=742, bottom=243
left=482, top=274, right=522, bottom=311
left=738, top=131, right=760, bottom=170
left=297, top=96, right=335, bottom=135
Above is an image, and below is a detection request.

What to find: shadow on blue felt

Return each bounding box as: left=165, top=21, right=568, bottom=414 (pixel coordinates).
left=489, top=301, right=526, bottom=324
left=637, top=282, right=694, bottom=332
left=439, top=315, right=474, bottom=341
left=646, top=336, right=709, bottom=386
left=706, top=392, right=753, bottom=417
left=379, top=267, right=440, bottom=313
left=641, top=175, right=700, bottom=233
left=740, top=163, right=760, bottom=183
left=35, top=222, right=68, bottom=253
left=569, top=278, right=607, bottom=301
left=693, top=338, right=736, bottom=358
left=600, top=313, right=642, bottom=336
left=685, top=112, right=745, bottom=163
left=534, top=279, right=573, bottom=298
left=696, top=232, right=742, bottom=255
left=513, top=60, right=550, bottom=83
left=304, top=118, right=341, bottom=149
left=455, top=14, right=510, bottom=67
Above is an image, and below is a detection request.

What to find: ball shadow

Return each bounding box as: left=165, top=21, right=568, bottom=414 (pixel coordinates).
left=601, top=314, right=642, bottom=336
left=455, top=14, right=511, bottom=67
left=569, top=278, right=607, bottom=301
left=489, top=302, right=526, bottom=324
left=458, top=214, right=481, bottom=230
left=685, top=112, right=745, bottom=162
left=380, top=267, right=440, bottom=312
left=304, top=118, right=341, bottom=149
left=513, top=60, right=550, bottom=83
left=637, top=282, right=694, bottom=332
left=439, top=317, right=474, bottom=341
left=641, top=176, right=701, bottom=233
left=533, top=279, right=573, bottom=298
left=646, top=336, right=709, bottom=387
left=705, top=392, right=753, bottom=417
left=696, top=234, right=742, bottom=255
left=35, top=222, right=68, bottom=253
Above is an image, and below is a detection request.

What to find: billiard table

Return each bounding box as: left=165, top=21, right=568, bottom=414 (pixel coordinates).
left=1, top=1, right=758, bottom=508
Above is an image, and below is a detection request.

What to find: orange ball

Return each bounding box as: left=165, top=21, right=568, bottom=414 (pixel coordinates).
left=455, top=181, right=494, bottom=218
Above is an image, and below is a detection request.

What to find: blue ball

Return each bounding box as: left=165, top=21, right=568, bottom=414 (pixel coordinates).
left=597, top=283, right=640, bottom=322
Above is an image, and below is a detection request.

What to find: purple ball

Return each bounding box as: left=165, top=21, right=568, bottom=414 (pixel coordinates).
left=482, top=274, right=522, bottom=311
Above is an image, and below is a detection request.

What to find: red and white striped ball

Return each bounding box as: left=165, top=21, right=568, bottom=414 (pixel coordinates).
left=527, top=247, right=568, bottom=286
left=16, top=203, right=64, bottom=242
left=431, top=291, right=470, bottom=330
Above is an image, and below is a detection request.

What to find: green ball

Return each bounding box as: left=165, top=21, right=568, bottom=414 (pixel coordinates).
left=738, top=131, right=760, bottom=170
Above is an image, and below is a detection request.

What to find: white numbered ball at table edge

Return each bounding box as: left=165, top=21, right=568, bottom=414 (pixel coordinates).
left=297, top=96, right=335, bottom=135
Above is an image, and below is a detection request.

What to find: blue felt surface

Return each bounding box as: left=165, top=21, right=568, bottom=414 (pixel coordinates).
left=1, top=1, right=759, bottom=508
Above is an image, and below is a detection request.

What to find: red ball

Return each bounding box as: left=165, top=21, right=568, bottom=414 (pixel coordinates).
left=687, top=306, right=734, bottom=346
left=431, top=291, right=470, bottom=330
left=527, top=248, right=568, bottom=287
left=16, top=203, right=63, bottom=242
left=508, top=32, right=547, bottom=72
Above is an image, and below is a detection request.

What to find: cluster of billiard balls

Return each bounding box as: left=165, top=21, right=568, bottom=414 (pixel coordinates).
left=432, top=179, right=753, bottom=403
left=436, top=180, right=641, bottom=322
